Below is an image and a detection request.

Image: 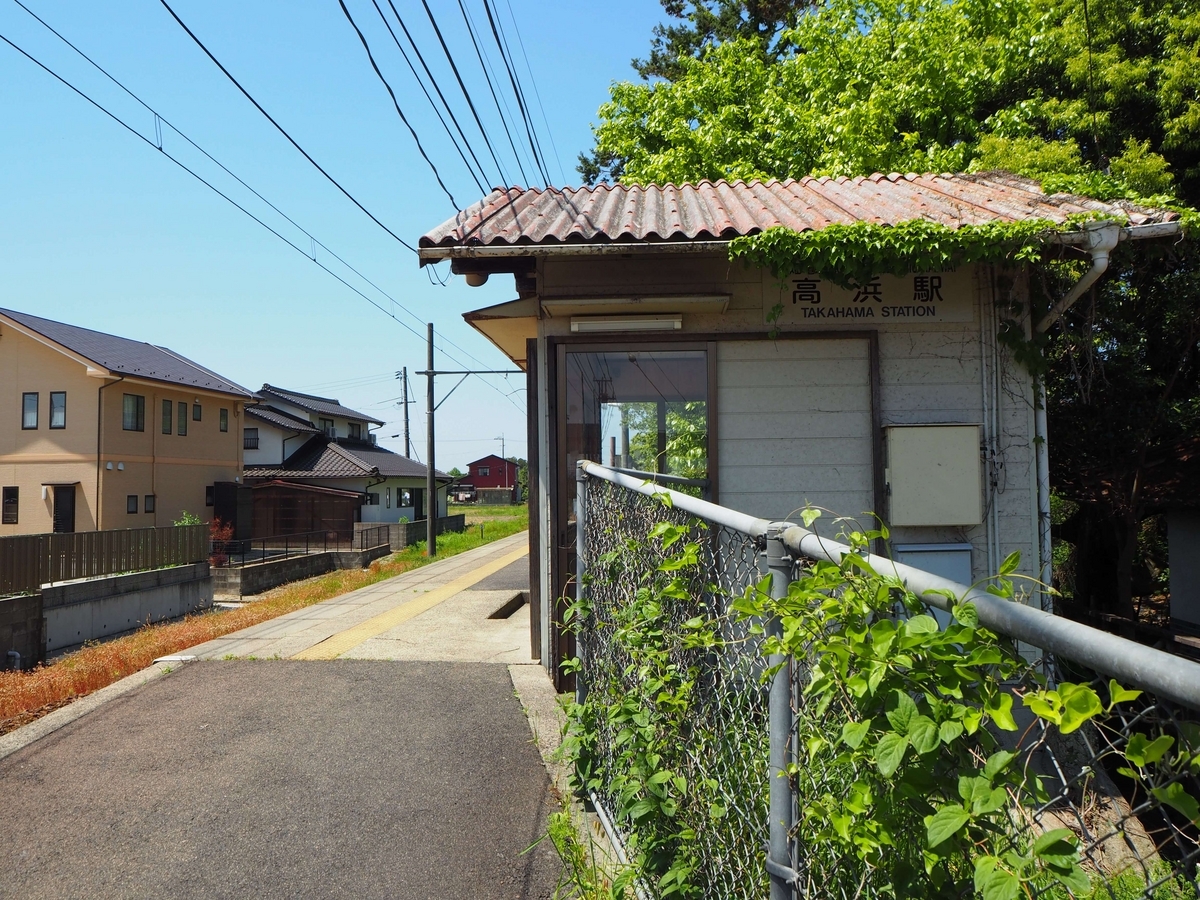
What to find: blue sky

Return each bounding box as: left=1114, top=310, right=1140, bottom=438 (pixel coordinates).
left=0, top=0, right=664, bottom=469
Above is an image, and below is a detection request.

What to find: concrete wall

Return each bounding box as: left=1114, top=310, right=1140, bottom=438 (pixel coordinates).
left=355, top=514, right=467, bottom=551
left=212, top=543, right=395, bottom=596
left=0, top=593, right=43, bottom=669
left=42, top=562, right=212, bottom=654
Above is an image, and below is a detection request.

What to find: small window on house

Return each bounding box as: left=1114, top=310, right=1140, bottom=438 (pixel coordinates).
left=193, top=403, right=202, bottom=422
left=400, top=489, right=413, bottom=507
left=349, top=423, right=361, bottom=440
left=2, top=486, right=17, bottom=524
left=479, top=466, right=490, bottom=477
left=162, top=399, right=173, bottom=434
left=21, top=393, right=38, bottom=429
left=219, top=408, right=228, bottom=432
left=123, top=394, right=145, bottom=431
left=49, top=392, right=66, bottom=429
left=243, top=428, right=259, bottom=450
left=385, top=487, right=391, bottom=508
left=177, top=401, right=188, bottom=436
left=144, top=494, right=156, bottom=513
left=127, top=494, right=138, bottom=514
left=366, top=492, right=380, bottom=506
left=320, top=418, right=335, bottom=437
left=205, top=485, right=214, bottom=507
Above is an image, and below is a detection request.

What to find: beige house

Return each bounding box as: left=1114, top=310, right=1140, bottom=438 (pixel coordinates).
left=0, top=308, right=253, bottom=535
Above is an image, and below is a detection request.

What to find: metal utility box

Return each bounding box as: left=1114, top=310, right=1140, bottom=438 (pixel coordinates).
left=886, top=425, right=983, bottom=526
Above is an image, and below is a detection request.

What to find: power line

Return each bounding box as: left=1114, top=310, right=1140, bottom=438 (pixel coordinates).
left=502, top=0, right=565, bottom=184
left=455, top=0, right=529, bottom=186
left=157, top=0, right=417, bottom=252
left=481, top=0, right=550, bottom=186
left=0, top=22, right=522, bottom=413
left=338, top=0, right=459, bottom=209
left=418, top=0, right=510, bottom=187
left=371, top=0, right=487, bottom=196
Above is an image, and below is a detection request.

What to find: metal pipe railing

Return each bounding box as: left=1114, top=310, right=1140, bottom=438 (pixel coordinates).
left=579, top=459, right=1200, bottom=712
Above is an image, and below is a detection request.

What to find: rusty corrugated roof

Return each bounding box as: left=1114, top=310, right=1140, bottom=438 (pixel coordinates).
left=420, top=172, right=1178, bottom=250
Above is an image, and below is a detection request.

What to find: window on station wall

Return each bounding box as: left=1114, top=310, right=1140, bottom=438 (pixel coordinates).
left=193, top=403, right=202, bottom=422
left=2, top=486, right=18, bottom=524
left=219, top=408, right=228, bottom=432
left=22, top=392, right=38, bottom=429
left=177, top=402, right=188, bottom=436
left=564, top=348, right=709, bottom=499
left=123, top=394, right=145, bottom=431
left=127, top=494, right=138, bottom=514
left=144, top=494, right=156, bottom=513
left=162, top=399, right=173, bottom=434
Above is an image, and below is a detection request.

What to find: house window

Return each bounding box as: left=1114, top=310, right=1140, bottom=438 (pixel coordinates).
left=205, top=485, right=214, bottom=507
left=400, top=489, right=413, bottom=507
left=177, top=401, right=188, bottom=436
left=123, top=394, right=145, bottom=431
left=21, top=392, right=38, bottom=429
left=193, top=403, right=202, bottom=422
left=366, top=492, right=380, bottom=506
left=2, top=487, right=17, bottom=524
left=126, top=494, right=138, bottom=514
left=49, top=392, right=66, bottom=429
left=219, top=408, right=228, bottom=432
left=243, top=428, right=259, bottom=450
left=479, top=466, right=490, bottom=477
left=349, top=423, right=361, bottom=440
left=162, top=399, right=173, bottom=434
left=320, top=418, right=335, bottom=437
left=144, top=494, right=156, bottom=513
left=385, top=487, right=391, bottom=508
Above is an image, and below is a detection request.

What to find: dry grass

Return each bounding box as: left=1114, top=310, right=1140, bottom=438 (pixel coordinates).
left=0, top=515, right=528, bottom=735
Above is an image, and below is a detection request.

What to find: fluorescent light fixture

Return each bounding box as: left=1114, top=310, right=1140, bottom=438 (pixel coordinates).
left=570, top=315, right=683, bottom=333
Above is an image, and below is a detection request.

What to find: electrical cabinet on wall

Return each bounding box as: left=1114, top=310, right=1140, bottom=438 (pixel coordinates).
left=885, top=425, right=982, bottom=527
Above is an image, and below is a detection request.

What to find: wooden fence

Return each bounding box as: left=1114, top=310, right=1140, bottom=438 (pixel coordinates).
left=0, top=525, right=209, bottom=598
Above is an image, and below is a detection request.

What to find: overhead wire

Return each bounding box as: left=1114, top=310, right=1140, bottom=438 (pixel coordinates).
left=370, top=0, right=487, bottom=196
left=502, top=0, right=565, bottom=184
left=481, top=0, right=550, bottom=186
left=1, top=18, right=523, bottom=414
left=417, top=0, right=510, bottom=188
left=337, top=0, right=459, bottom=209
left=455, top=0, right=529, bottom=186
left=156, top=0, right=417, bottom=252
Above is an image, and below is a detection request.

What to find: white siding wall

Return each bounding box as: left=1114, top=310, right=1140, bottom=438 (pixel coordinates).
left=717, top=339, right=874, bottom=530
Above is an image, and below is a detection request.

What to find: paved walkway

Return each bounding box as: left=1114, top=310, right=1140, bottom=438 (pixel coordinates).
left=0, top=532, right=565, bottom=900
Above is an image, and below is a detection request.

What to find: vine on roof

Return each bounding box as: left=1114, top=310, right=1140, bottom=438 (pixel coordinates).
left=728, top=218, right=1084, bottom=290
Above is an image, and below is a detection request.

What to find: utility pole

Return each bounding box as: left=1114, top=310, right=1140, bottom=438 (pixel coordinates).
left=417, top=323, right=523, bottom=558
left=401, top=367, right=411, bottom=458
left=497, top=433, right=507, bottom=489
left=426, top=325, right=436, bottom=556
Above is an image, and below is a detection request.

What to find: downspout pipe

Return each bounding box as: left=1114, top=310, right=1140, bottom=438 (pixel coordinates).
left=1032, top=220, right=1122, bottom=608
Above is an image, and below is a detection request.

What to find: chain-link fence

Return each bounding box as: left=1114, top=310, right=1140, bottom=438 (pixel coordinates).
left=573, top=461, right=1200, bottom=900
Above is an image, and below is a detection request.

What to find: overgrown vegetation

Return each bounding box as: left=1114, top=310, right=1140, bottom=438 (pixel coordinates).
left=0, top=511, right=527, bottom=734
left=562, top=504, right=1200, bottom=899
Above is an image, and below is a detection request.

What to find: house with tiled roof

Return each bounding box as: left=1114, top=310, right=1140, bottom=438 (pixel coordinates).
left=238, top=385, right=448, bottom=536
left=0, top=307, right=253, bottom=534
left=418, top=173, right=1183, bottom=682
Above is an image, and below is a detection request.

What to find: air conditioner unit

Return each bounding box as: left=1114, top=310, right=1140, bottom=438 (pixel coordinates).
left=369, top=433, right=377, bottom=445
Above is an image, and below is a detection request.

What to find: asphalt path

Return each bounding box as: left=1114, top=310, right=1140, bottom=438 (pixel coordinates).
left=0, top=660, right=561, bottom=899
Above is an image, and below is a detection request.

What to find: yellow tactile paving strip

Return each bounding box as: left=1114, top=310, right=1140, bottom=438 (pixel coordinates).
left=290, top=545, right=529, bottom=660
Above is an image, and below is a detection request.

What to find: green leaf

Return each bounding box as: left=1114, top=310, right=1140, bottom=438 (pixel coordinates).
left=985, top=692, right=1018, bottom=731
left=925, top=804, right=970, bottom=848
left=1152, top=782, right=1200, bottom=823
left=1050, top=864, right=1090, bottom=896
left=905, top=614, right=939, bottom=634
left=1109, top=679, right=1143, bottom=707
left=800, top=508, right=821, bottom=528
left=974, top=856, right=1021, bottom=900
left=1126, top=733, right=1175, bottom=767
left=998, top=550, right=1021, bottom=576
left=875, top=732, right=908, bottom=778
left=1058, top=683, right=1103, bottom=734
left=885, top=690, right=918, bottom=733
left=1032, top=827, right=1076, bottom=858
left=908, top=715, right=940, bottom=755
left=983, top=750, right=1017, bottom=781
left=952, top=602, right=979, bottom=628
left=939, top=719, right=964, bottom=745
left=841, top=719, right=871, bottom=750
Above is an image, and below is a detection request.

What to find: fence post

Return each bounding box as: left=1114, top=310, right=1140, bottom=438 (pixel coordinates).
left=575, top=461, right=588, bottom=707
left=765, top=523, right=796, bottom=900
